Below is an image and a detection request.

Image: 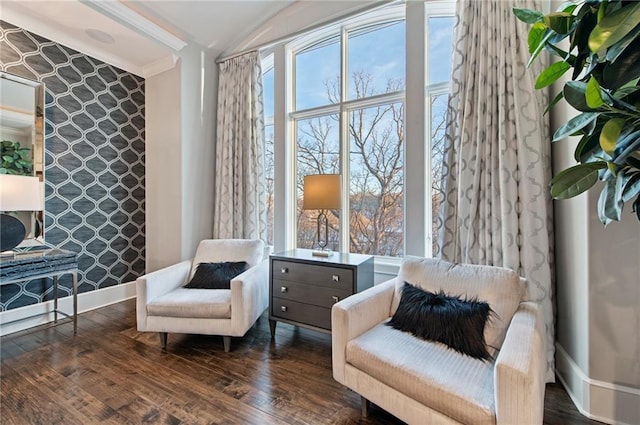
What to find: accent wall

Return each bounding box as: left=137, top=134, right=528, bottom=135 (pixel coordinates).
left=0, top=20, right=145, bottom=310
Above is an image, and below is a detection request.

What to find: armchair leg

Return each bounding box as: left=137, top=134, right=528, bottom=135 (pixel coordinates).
left=223, top=336, right=231, bottom=352
left=159, top=332, right=168, bottom=349
left=361, top=396, right=370, bottom=417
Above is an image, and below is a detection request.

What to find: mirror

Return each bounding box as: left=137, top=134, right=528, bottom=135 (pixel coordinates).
left=0, top=71, right=45, bottom=246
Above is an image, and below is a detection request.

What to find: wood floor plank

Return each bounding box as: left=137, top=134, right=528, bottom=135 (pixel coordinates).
left=1, top=300, right=603, bottom=425
left=1, top=362, right=90, bottom=425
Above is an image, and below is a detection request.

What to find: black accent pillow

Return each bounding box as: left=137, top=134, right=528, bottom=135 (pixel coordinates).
left=184, top=261, right=249, bottom=289
left=387, top=282, right=494, bottom=361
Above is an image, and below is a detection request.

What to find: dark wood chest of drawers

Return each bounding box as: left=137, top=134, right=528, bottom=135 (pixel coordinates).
left=269, top=249, right=374, bottom=336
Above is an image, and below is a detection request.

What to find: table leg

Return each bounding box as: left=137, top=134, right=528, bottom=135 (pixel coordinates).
left=269, top=319, right=277, bottom=338
left=53, top=275, right=58, bottom=323
left=72, top=271, right=78, bottom=334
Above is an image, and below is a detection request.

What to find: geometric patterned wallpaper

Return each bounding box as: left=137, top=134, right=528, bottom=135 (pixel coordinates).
left=0, top=20, right=145, bottom=311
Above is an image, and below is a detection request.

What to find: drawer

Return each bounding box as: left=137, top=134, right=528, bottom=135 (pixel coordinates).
left=271, top=299, right=331, bottom=330
left=273, top=280, right=352, bottom=309
left=272, top=260, right=353, bottom=289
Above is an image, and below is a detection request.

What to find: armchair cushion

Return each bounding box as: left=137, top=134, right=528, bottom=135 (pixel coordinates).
left=388, top=282, right=494, bottom=360
left=395, top=257, right=525, bottom=355
left=184, top=261, right=249, bottom=289
left=347, top=320, right=495, bottom=425
left=147, top=288, right=231, bottom=318
left=190, top=239, right=264, bottom=279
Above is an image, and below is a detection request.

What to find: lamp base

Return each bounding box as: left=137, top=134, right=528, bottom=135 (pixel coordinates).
left=311, top=250, right=333, bottom=257
left=0, top=213, right=26, bottom=252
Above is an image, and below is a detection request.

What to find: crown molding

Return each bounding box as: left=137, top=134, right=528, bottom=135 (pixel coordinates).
left=1, top=7, right=148, bottom=77
left=81, top=0, right=187, bottom=52
left=143, top=54, right=179, bottom=78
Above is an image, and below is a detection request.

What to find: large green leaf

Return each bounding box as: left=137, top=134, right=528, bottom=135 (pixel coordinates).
left=605, top=22, right=640, bottom=62
left=575, top=132, right=603, bottom=162
left=528, top=23, right=548, bottom=54
left=544, top=12, right=575, bottom=34
left=564, top=81, right=597, bottom=111
left=513, top=8, right=544, bottom=24
left=550, top=162, right=607, bottom=199
left=553, top=112, right=599, bottom=141
left=600, top=118, right=626, bottom=155
left=528, top=29, right=553, bottom=67
left=597, top=172, right=625, bottom=224
left=535, top=61, right=571, bottom=89
left=589, top=2, right=640, bottom=52
left=585, top=76, right=604, bottom=108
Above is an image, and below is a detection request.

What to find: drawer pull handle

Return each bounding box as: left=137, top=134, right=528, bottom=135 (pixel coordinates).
left=332, top=296, right=340, bottom=303
left=280, top=286, right=288, bottom=293
left=281, top=267, right=288, bottom=274
left=332, top=275, right=339, bottom=282
left=281, top=305, right=288, bottom=312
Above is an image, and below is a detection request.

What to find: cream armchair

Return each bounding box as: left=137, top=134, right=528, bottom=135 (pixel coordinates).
left=136, top=239, right=268, bottom=352
left=332, top=257, right=546, bottom=425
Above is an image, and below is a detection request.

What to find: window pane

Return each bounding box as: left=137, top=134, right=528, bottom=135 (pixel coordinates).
left=428, top=16, right=455, bottom=85
left=295, top=36, right=340, bottom=111
left=349, top=102, right=404, bottom=256
left=264, top=124, right=275, bottom=247
left=430, top=94, right=448, bottom=255
left=263, top=67, right=274, bottom=120
left=347, top=21, right=405, bottom=100
left=296, top=115, right=340, bottom=250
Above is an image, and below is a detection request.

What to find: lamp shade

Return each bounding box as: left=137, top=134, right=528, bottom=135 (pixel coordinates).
left=0, top=174, right=43, bottom=211
left=303, top=174, right=341, bottom=210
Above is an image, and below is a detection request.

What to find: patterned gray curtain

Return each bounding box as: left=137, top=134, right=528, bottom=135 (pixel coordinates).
left=213, top=52, right=266, bottom=240
left=436, top=0, right=555, bottom=382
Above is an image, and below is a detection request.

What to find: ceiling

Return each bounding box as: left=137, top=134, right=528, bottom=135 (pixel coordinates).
left=1, top=0, right=297, bottom=78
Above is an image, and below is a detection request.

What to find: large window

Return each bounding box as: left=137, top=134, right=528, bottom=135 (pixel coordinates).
left=263, top=2, right=455, bottom=259
left=292, top=17, right=406, bottom=257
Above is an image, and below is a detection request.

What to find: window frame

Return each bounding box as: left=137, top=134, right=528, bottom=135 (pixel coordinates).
left=290, top=7, right=406, bottom=256
left=265, top=1, right=456, bottom=266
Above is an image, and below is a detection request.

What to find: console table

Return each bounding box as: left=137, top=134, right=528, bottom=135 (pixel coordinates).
left=269, top=249, right=374, bottom=337
left=0, top=248, right=78, bottom=333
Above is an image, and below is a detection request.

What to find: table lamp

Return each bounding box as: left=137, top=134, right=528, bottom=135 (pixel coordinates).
left=303, top=174, right=341, bottom=257
left=0, top=174, right=43, bottom=252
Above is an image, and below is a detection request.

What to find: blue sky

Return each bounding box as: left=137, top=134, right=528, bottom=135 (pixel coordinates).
left=262, top=16, right=454, bottom=117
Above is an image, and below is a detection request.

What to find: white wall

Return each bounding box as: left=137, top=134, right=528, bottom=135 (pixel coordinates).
left=551, top=69, right=640, bottom=425
left=145, top=65, right=182, bottom=272
left=179, top=45, right=217, bottom=260
left=145, top=44, right=217, bottom=271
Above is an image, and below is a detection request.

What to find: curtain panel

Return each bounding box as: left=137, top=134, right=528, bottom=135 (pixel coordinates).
left=436, top=0, right=555, bottom=382
left=213, top=52, right=267, bottom=240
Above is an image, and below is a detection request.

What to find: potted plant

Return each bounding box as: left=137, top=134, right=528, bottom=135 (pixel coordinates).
left=0, top=140, right=33, bottom=176
left=514, top=0, right=640, bottom=224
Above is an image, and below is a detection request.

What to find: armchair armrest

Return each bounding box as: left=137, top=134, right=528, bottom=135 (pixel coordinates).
left=136, top=260, right=191, bottom=331
left=331, top=278, right=396, bottom=384
left=494, top=301, right=546, bottom=425
left=230, top=259, right=269, bottom=335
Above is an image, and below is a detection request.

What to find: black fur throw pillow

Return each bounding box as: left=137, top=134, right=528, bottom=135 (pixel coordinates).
left=387, top=282, right=494, bottom=361
left=184, top=262, right=249, bottom=289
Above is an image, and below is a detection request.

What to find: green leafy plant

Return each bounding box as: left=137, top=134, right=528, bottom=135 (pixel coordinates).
left=0, top=140, right=33, bottom=176
left=514, top=1, right=640, bottom=224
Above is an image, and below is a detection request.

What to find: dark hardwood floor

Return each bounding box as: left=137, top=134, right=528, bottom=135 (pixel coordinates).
left=1, top=299, right=603, bottom=425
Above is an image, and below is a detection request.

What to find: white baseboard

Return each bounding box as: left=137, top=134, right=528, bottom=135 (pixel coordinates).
left=556, top=343, right=640, bottom=425
left=0, top=281, right=136, bottom=336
